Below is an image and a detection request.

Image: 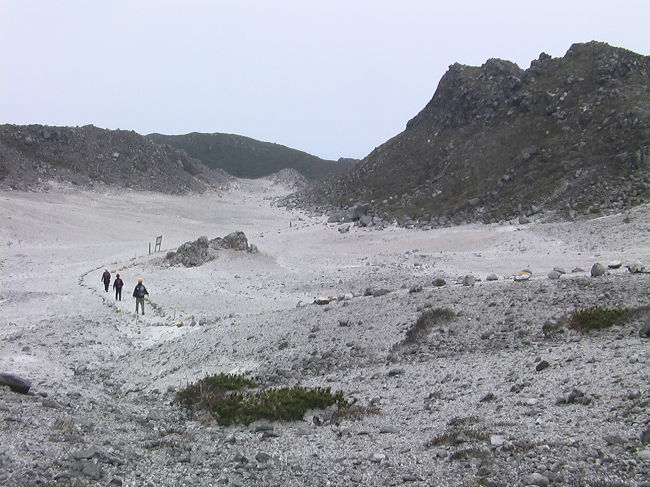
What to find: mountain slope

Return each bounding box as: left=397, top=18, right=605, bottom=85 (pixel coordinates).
left=146, top=132, right=356, bottom=180
left=288, top=41, right=650, bottom=227
left=0, top=124, right=231, bottom=193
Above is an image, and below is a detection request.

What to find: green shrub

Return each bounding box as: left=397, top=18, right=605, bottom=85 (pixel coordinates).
left=568, top=306, right=631, bottom=332
left=177, top=373, right=257, bottom=408
left=213, top=387, right=349, bottom=426
left=177, top=374, right=351, bottom=426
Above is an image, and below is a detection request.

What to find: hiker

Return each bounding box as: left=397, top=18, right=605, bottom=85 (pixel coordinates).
left=101, top=269, right=111, bottom=292
left=133, top=278, right=149, bottom=315
left=113, top=273, right=124, bottom=301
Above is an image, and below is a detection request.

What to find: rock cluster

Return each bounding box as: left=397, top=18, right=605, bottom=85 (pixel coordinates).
left=164, top=231, right=258, bottom=267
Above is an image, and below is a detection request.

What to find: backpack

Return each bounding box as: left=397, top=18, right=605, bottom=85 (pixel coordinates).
left=135, top=284, right=146, bottom=298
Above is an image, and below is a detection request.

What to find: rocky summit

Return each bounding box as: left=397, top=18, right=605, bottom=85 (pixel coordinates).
left=0, top=124, right=232, bottom=193
left=285, top=41, right=650, bottom=228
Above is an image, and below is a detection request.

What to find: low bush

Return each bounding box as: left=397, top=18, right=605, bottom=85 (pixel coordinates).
left=177, top=374, right=351, bottom=426
left=568, top=306, right=631, bottom=332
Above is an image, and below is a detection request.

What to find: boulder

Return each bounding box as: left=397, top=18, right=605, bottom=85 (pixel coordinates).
left=223, top=231, right=249, bottom=251
left=462, top=275, right=476, bottom=287
left=590, top=263, right=606, bottom=277
left=485, top=273, right=499, bottom=281
left=547, top=270, right=561, bottom=280
left=0, top=372, right=32, bottom=394
left=432, top=277, right=446, bottom=287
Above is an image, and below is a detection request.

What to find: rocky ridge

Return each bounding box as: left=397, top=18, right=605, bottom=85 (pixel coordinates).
left=283, top=41, right=650, bottom=229
left=0, top=124, right=232, bottom=193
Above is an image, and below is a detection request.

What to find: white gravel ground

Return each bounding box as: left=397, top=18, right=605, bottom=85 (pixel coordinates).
left=1, top=179, right=649, bottom=487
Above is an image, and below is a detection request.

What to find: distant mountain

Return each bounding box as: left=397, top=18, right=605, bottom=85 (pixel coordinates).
left=0, top=124, right=231, bottom=193
left=146, top=132, right=357, bottom=180
left=284, top=42, right=650, bottom=227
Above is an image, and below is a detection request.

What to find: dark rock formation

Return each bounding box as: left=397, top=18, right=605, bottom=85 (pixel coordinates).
left=283, top=42, right=650, bottom=227
left=0, top=124, right=232, bottom=193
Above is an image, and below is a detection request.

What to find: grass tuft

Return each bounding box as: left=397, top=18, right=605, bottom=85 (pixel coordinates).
left=403, top=308, right=456, bottom=345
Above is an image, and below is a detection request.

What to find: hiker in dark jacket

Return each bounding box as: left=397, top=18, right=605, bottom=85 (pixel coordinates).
left=101, top=269, right=111, bottom=292
left=133, top=278, right=149, bottom=315
left=113, top=274, right=124, bottom=301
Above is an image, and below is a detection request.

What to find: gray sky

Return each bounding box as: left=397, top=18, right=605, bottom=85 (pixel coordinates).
left=1, top=1, right=649, bottom=160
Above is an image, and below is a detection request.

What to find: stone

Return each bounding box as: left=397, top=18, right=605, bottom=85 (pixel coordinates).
left=462, top=275, right=476, bottom=286
left=0, top=373, right=32, bottom=394
left=553, top=267, right=567, bottom=274
left=547, top=270, right=561, bottom=280
left=372, top=289, right=390, bottom=297
left=627, top=262, right=646, bottom=273
left=255, top=452, right=271, bottom=463
left=590, top=263, right=606, bottom=277
left=313, top=297, right=331, bottom=305
left=80, top=461, right=102, bottom=481
left=369, top=453, right=386, bottom=463
left=641, top=427, right=650, bottom=445
left=486, top=273, right=498, bottom=281
left=432, top=277, right=446, bottom=287
left=535, top=360, right=550, bottom=371
left=409, top=284, right=423, bottom=293
left=608, top=260, right=622, bottom=269
left=526, top=472, right=549, bottom=486
left=637, top=449, right=650, bottom=462
left=519, top=215, right=530, bottom=224
left=338, top=224, right=351, bottom=233
left=379, top=425, right=400, bottom=434
left=514, top=270, right=532, bottom=281
left=490, top=435, right=505, bottom=446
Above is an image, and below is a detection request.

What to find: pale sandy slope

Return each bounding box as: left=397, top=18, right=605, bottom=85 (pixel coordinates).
left=0, top=179, right=649, bottom=487
left=1, top=178, right=649, bottom=388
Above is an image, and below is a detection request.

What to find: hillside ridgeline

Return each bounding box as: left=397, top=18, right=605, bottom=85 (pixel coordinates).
left=147, top=132, right=357, bottom=180
left=0, top=124, right=232, bottom=193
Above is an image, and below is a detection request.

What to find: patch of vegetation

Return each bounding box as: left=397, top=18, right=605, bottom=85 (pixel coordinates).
left=425, top=428, right=491, bottom=448
left=177, top=373, right=257, bottom=409
left=330, top=404, right=381, bottom=423
left=568, top=306, right=632, bottom=332
left=403, top=308, right=456, bottom=345
left=177, top=374, right=351, bottom=426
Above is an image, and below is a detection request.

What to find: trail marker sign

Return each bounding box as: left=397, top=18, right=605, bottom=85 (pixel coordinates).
left=155, top=235, right=162, bottom=252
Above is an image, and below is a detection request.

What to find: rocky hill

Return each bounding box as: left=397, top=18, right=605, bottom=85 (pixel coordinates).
left=146, top=132, right=357, bottom=180
left=0, top=124, right=232, bottom=193
left=285, top=42, right=650, bottom=228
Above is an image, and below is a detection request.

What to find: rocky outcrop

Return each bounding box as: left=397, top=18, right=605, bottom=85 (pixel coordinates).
left=285, top=42, right=650, bottom=227
left=0, top=124, right=232, bottom=193
left=164, top=231, right=257, bottom=267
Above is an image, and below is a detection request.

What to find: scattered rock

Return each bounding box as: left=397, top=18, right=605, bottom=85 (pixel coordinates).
left=590, top=263, right=606, bottom=277
left=535, top=360, right=550, bottom=371
left=462, top=275, right=476, bottom=287
left=313, top=296, right=331, bottom=305
left=547, top=270, right=561, bottom=280
left=608, top=260, right=622, bottom=269
left=627, top=262, right=647, bottom=273
left=409, top=284, right=423, bottom=293
left=485, top=273, right=498, bottom=281
left=432, top=277, right=446, bottom=287
left=514, top=270, right=532, bottom=281
left=526, top=472, right=550, bottom=487
left=0, top=373, right=32, bottom=394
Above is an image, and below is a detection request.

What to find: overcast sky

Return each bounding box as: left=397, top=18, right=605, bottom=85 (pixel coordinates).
left=1, top=1, right=649, bottom=160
